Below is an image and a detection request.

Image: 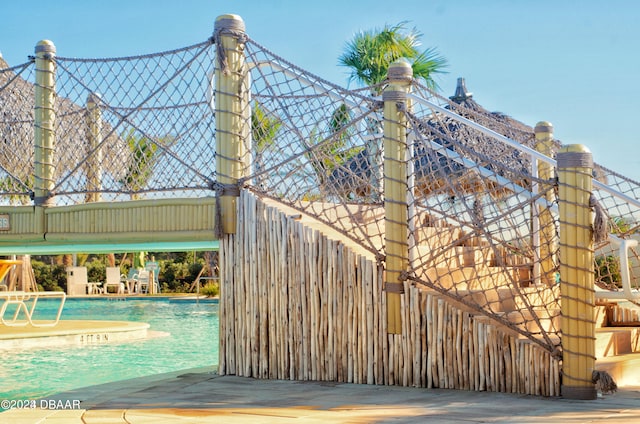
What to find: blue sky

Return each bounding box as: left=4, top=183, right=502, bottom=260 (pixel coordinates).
left=2, top=0, right=639, bottom=181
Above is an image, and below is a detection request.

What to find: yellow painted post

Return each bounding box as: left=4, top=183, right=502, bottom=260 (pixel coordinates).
left=34, top=40, right=56, bottom=235
left=85, top=93, right=102, bottom=203
left=214, top=14, right=249, bottom=234
left=535, top=121, right=557, bottom=285
left=383, top=60, right=412, bottom=334
left=557, top=144, right=596, bottom=400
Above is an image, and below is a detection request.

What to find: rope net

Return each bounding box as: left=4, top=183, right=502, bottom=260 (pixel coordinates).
left=240, top=38, right=386, bottom=254
left=240, top=39, right=563, bottom=353
left=592, top=168, right=640, bottom=306
left=0, top=59, right=36, bottom=204
left=0, top=42, right=218, bottom=206
left=53, top=41, right=217, bottom=204
left=1, top=30, right=638, bottom=351
left=407, top=85, right=562, bottom=353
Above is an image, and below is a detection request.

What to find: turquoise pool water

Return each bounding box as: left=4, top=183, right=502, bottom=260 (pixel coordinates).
left=0, top=297, right=219, bottom=402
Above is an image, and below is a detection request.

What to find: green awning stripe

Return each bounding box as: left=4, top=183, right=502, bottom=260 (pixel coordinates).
left=0, top=240, right=219, bottom=255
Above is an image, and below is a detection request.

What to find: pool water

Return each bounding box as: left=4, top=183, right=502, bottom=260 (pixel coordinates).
left=0, top=298, right=219, bottom=402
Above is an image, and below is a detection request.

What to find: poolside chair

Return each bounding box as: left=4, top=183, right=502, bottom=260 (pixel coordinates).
left=103, top=267, right=126, bottom=294
left=122, top=268, right=139, bottom=294
left=136, top=270, right=151, bottom=294
left=145, top=263, right=161, bottom=293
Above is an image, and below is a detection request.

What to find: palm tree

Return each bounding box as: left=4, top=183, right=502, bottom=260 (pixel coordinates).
left=251, top=101, right=282, bottom=189
left=338, top=22, right=447, bottom=94
left=338, top=23, right=447, bottom=199
left=303, top=103, right=372, bottom=199
left=119, top=129, right=159, bottom=200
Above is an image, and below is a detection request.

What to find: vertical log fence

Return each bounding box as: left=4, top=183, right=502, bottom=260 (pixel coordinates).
left=218, top=190, right=562, bottom=395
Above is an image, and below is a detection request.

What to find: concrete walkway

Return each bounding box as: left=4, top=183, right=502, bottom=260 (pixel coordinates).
left=2, top=367, right=640, bottom=423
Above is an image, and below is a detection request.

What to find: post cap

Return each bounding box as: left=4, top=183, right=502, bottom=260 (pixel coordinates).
left=557, top=144, right=593, bottom=169
left=35, top=40, right=56, bottom=55
left=534, top=121, right=553, bottom=133
left=214, top=14, right=246, bottom=33
left=534, top=121, right=554, bottom=142
left=559, top=144, right=591, bottom=154
left=387, top=59, right=413, bottom=82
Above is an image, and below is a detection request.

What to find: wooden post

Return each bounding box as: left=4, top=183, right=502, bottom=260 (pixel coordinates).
left=214, top=14, right=249, bottom=234
left=557, top=144, right=596, bottom=400
left=85, top=93, right=102, bottom=203
left=383, top=60, right=412, bottom=334
left=534, top=121, right=557, bottom=285
left=34, top=40, right=56, bottom=234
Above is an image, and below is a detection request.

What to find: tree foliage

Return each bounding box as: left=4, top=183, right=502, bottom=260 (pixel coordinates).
left=119, top=129, right=160, bottom=199
left=339, top=21, right=447, bottom=93
left=251, top=101, right=282, bottom=189
left=0, top=175, right=33, bottom=205
left=252, top=101, right=282, bottom=153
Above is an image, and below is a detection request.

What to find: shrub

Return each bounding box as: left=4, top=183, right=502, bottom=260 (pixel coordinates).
left=200, top=281, right=219, bottom=297
left=86, top=259, right=107, bottom=283
left=188, top=261, right=206, bottom=282
left=160, top=260, right=190, bottom=292
left=27, top=253, right=215, bottom=294
left=31, top=260, right=65, bottom=291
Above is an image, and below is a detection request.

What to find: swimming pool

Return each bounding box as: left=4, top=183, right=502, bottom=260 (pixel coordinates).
left=0, top=297, right=219, bottom=402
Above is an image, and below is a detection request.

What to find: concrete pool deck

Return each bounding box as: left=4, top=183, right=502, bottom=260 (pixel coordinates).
left=2, top=366, right=640, bottom=423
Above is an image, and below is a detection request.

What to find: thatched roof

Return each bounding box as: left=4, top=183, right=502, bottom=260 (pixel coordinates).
left=325, top=77, right=548, bottom=199
left=415, top=77, right=606, bottom=195
left=413, top=77, right=542, bottom=195
left=0, top=55, right=127, bottom=188
left=446, top=77, right=539, bottom=148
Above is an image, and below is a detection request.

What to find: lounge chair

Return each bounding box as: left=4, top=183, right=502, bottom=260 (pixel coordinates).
left=103, top=267, right=126, bottom=294
left=136, top=270, right=151, bottom=294
left=145, top=263, right=161, bottom=293
left=1, top=290, right=66, bottom=327
left=0, top=259, right=66, bottom=327
left=121, top=268, right=139, bottom=294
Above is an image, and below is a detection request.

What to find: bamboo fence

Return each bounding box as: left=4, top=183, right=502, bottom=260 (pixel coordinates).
left=218, top=191, right=561, bottom=396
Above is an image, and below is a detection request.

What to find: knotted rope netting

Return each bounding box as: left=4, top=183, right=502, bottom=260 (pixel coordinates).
left=2, top=29, right=639, bottom=352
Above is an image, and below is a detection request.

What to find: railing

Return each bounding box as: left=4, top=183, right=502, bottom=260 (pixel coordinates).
left=409, top=91, right=640, bottom=303
left=596, top=235, right=640, bottom=300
